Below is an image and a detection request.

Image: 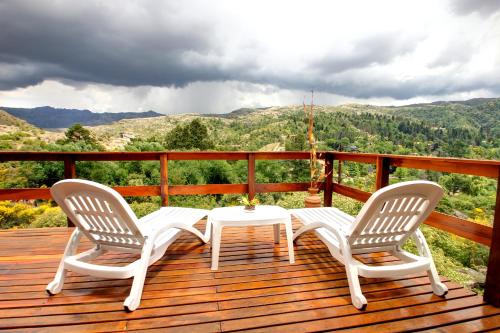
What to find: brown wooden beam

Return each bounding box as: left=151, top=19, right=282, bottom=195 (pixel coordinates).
left=255, top=182, right=313, bottom=193
left=169, top=184, right=247, bottom=195
left=375, top=156, right=390, bottom=190
left=111, top=185, right=161, bottom=196
left=324, top=153, right=333, bottom=207
left=333, top=152, right=377, bottom=164
left=248, top=153, right=256, bottom=200
left=0, top=188, right=52, bottom=200
left=1, top=151, right=499, bottom=177
left=63, top=156, right=76, bottom=227
left=390, top=157, right=499, bottom=179
left=332, top=183, right=372, bottom=202
left=167, top=152, right=248, bottom=160
left=63, top=157, right=76, bottom=179
left=254, top=151, right=310, bottom=160
left=159, top=153, right=168, bottom=207
left=425, top=211, right=492, bottom=247
left=337, top=160, right=343, bottom=184
left=484, top=166, right=500, bottom=307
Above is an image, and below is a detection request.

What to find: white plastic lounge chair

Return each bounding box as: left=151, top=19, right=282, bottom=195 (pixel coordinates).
left=291, top=180, right=448, bottom=310
left=46, top=179, right=210, bottom=311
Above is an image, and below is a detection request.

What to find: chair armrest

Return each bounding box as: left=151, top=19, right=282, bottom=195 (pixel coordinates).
left=148, top=220, right=210, bottom=244
left=293, top=220, right=347, bottom=245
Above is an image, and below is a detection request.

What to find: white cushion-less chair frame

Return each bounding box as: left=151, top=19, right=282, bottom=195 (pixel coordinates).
left=46, top=179, right=211, bottom=311
left=291, top=180, right=448, bottom=310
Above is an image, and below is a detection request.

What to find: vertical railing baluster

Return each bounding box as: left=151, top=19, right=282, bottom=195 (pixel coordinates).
left=484, top=166, right=500, bottom=307
left=160, top=153, right=169, bottom=207
left=64, top=156, right=76, bottom=179
left=63, top=155, right=76, bottom=227
left=375, top=156, right=390, bottom=190
left=324, top=153, right=334, bottom=207
left=337, top=159, right=343, bottom=184
left=248, top=153, right=256, bottom=200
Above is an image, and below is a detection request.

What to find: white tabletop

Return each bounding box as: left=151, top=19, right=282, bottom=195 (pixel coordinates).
left=209, top=205, right=289, bottom=223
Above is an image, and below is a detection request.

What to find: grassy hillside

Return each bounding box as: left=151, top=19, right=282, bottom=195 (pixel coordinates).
left=0, top=109, right=63, bottom=150
left=0, top=109, right=36, bottom=129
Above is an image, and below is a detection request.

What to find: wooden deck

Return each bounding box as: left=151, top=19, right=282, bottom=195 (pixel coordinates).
left=0, top=220, right=499, bottom=332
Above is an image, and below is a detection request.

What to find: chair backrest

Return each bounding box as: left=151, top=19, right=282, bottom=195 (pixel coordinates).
left=51, top=179, right=145, bottom=249
left=348, top=180, right=443, bottom=250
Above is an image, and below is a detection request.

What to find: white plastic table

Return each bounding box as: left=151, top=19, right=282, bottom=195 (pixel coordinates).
left=208, top=205, right=295, bottom=270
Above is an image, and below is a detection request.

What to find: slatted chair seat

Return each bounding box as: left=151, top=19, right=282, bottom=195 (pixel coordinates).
left=291, top=180, right=448, bottom=310
left=46, top=179, right=211, bottom=311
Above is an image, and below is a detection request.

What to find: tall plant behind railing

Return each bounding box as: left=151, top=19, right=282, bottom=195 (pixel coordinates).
left=303, top=91, right=326, bottom=189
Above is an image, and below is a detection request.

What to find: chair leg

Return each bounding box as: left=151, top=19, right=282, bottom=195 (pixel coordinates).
left=345, top=265, right=367, bottom=309
left=412, top=230, right=448, bottom=296
left=211, top=224, right=222, bottom=270
left=123, top=238, right=155, bottom=312
left=46, top=228, right=82, bottom=295
left=427, top=264, right=448, bottom=296
left=284, top=220, right=295, bottom=264
left=342, top=247, right=367, bottom=310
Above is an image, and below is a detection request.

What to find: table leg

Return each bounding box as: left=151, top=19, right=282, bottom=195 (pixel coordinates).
left=285, top=219, right=295, bottom=264
left=273, top=224, right=280, bottom=244
left=211, top=223, right=222, bottom=270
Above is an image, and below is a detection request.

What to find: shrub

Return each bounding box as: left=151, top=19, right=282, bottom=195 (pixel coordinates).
left=0, top=201, right=36, bottom=229
left=31, top=206, right=67, bottom=228
left=129, top=201, right=161, bottom=218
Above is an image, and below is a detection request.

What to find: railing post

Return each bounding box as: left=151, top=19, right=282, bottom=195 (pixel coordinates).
left=484, top=166, right=500, bottom=307
left=63, top=156, right=76, bottom=227
left=375, top=156, right=390, bottom=190
left=324, top=153, right=333, bottom=207
left=248, top=153, right=256, bottom=200
left=64, top=156, right=76, bottom=179
left=338, top=160, right=343, bottom=184
left=160, top=153, right=169, bottom=207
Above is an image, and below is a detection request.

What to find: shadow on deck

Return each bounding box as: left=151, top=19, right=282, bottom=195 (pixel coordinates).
left=0, top=220, right=499, bottom=332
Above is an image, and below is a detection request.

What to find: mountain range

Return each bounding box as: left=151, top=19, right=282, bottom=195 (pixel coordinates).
left=2, top=97, right=499, bottom=130
left=0, top=106, right=162, bottom=128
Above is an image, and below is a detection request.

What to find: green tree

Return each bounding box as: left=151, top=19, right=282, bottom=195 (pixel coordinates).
left=439, top=174, right=476, bottom=195
left=63, top=124, right=94, bottom=143
left=285, top=132, right=307, bottom=151
left=165, top=119, right=214, bottom=150
left=56, top=123, right=103, bottom=151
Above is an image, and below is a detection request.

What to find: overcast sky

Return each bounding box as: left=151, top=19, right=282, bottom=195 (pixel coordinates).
left=0, top=0, right=499, bottom=114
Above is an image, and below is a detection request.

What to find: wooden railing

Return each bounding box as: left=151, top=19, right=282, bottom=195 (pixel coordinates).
left=0, top=151, right=499, bottom=306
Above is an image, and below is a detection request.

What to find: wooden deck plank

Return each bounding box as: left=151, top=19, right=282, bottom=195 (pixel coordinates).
left=423, top=314, right=500, bottom=332
left=334, top=304, right=500, bottom=333
left=0, top=225, right=498, bottom=332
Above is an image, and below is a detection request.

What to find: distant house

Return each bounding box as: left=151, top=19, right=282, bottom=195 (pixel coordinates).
left=120, top=132, right=135, bottom=140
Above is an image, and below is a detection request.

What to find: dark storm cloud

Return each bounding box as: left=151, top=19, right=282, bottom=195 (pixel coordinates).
left=0, top=1, right=241, bottom=90
left=0, top=0, right=498, bottom=101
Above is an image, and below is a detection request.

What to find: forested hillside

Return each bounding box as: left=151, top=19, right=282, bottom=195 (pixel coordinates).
left=0, top=97, right=498, bottom=291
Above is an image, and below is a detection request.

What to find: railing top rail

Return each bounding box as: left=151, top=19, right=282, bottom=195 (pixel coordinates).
left=332, top=151, right=500, bottom=166
left=0, top=150, right=498, bottom=163
left=0, top=150, right=498, bottom=177
left=0, top=151, right=311, bottom=161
